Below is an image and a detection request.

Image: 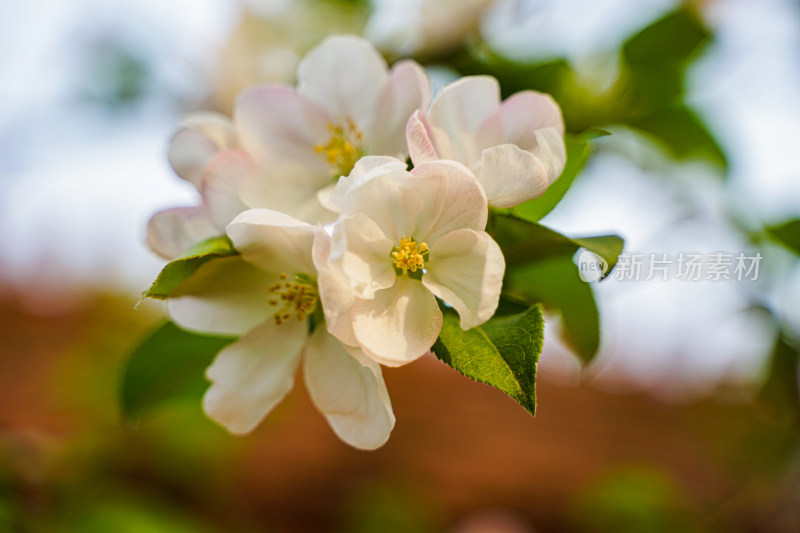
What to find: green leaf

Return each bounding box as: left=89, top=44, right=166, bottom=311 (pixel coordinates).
left=451, top=46, right=571, bottom=99
left=512, top=133, right=593, bottom=223
left=766, top=219, right=800, bottom=256
left=622, top=9, right=709, bottom=67
left=120, top=321, right=236, bottom=423
left=505, top=256, right=600, bottom=363
left=489, top=214, right=617, bottom=363
left=142, top=236, right=237, bottom=301
left=490, top=213, right=624, bottom=275
left=431, top=304, right=544, bottom=416
left=631, top=106, right=727, bottom=168
left=758, top=333, right=800, bottom=424
left=620, top=8, right=710, bottom=110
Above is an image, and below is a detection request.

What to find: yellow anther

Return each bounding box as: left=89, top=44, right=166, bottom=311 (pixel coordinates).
left=392, top=237, right=429, bottom=275
left=313, top=117, right=364, bottom=177
left=267, top=273, right=318, bottom=325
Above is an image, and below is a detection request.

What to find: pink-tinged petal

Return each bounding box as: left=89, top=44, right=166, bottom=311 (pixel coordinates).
left=476, top=90, right=565, bottom=151
left=312, top=231, right=358, bottom=346
left=203, top=318, right=306, bottom=435
left=477, top=144, right=549, bottom=208
left=406, top=111, right=439, bottom=166
left=323, top=156, right=407, bottom=213
left=239, top=160, right=336, bottom=225
left=297, top=36, right=389, bottom=127
left=168, top=256, right=274, bottom=336
left=351, top=277, right=442, bottom=366
left=227, top=209, right=316, bottom=275
left=146, top=206, right=220, bottom=260
left=366, top=60, right=431, bottom=157
left=329, top=213, right=396, bottom=300
left=234, top=84, right=330, bottom=172
left=303, top=328, right=395, bottom=449
left=200, top=150, right=253, bottom=229
left=535, top=127, right=567, bottom=184
left=427, top=76, right=501, bottom=164
left=423, top=229, right=504, bottom=330
left=338, top=168, right=421, bottom=242
left=409, top=160, right=488, bottom=242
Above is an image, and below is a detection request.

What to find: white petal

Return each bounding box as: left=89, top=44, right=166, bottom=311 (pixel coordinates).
left=168, top=256, right=274, bottom=336
left=409, top=160, right=488, bottom=242
left=366, top=60, right=431, bottom=157
left=168, top=129, right=220, bottom=188
left=427, top=76, right=501, bottom=164
left=200, top=150, right=252, bottom=229
left=146, top=206, right=220, bottom=260
left=477, top=144, right=549, bottom=208
left=180, top=112, right=237, bottom=146
left=534, top=127, right=567, bottom=185
left=323, top=156, right=407, bottom=213
left=203, top=318, right=306, bottom=435
left=168, top=113, right=236, bottom=188
left=476, top=90, right=565, bottom=150
left=364, top=0, right=424, bottom=56
left=303, top=328, right=395, bottom=449
left=227, top=209, right=316, bottom=275
left=312, top=231, right=358, bottom=346
left=406, top=110, right=439, bottom=166
left=351, top=277, right=442, bottom=366
left=234, top=84, right=330, bottom=172
left=297, top=36, right=388, bottom=127
left=338, top=167, right=421, bottom=242
left=239, top=160, right=336, bottom=225
left=329, top=213, right=396, bottom=300
left=423, top=229, right=504, bottom=330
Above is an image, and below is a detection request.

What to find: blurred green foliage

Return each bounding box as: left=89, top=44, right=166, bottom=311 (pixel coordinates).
left=447, top=6, right=726, bottom=169
left=766, top=219, right=800, bottom=256
left=567, top=467, right=720, bottom=533
left=340, top=481, right=440, bottom=533
left=81, top=41, right=152, bottom=111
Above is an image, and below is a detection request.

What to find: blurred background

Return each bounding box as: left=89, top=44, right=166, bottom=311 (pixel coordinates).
left=2, top=0, right=800, bottom=531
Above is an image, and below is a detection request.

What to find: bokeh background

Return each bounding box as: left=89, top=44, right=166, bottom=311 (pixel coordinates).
left=2, top=0, right=800, bottom=531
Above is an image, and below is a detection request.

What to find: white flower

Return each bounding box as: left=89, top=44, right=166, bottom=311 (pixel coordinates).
left=148, top=36, right=430, bottom=258
left=147, top=113, right=246, bottom=259
left=365, top=0, right=498, bottom=57
left=324, top=158, right=505, bottom=366
left=166, top=208, right=395, bottom=450
left=217, top=35, right=430, bottom=225
left=406, top=75, right=566, bottom=209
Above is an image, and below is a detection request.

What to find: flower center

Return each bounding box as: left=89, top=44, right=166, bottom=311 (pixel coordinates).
left=314, top=117, right=364, bottom=177
left=391, top=237, right=429, bottom=276
left=267, top=273, right=318, bottom=325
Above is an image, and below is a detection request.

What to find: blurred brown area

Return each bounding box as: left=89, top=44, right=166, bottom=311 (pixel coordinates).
left=0, top=288, right=798, bottom=533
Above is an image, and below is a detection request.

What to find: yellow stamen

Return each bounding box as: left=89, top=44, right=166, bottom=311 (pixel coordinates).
left=392, top=237, right=429, bottom=275
left=267, top=274, right=318, bottom=325
left=313, top=117, right=364, bottom=177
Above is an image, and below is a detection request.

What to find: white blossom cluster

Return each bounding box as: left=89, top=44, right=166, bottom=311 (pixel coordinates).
left=147, top=36, right=566, bottom=449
